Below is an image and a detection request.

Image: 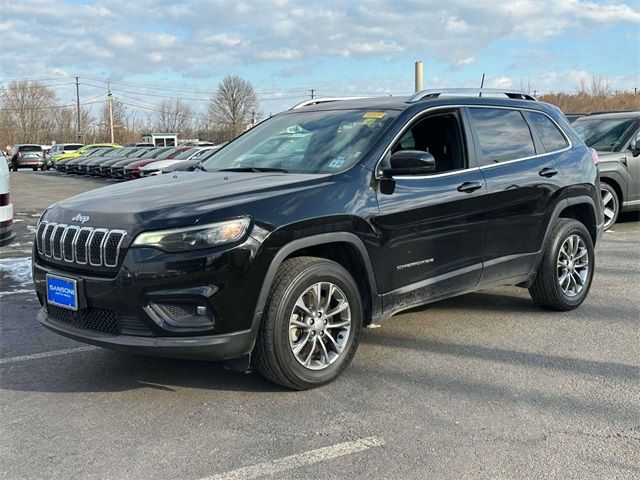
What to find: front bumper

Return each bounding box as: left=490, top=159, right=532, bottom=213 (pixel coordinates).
left=38, top=308, right=258, bottom=361
left=32, top=235, right=269, bottom=361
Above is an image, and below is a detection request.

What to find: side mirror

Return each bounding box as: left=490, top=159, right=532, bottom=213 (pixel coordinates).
left=381, top=150, right=436, bottom=176
left=629, top=138, right=640, bottom=157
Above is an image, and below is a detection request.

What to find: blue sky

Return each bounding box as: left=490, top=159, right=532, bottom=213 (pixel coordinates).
left=1, top=0, right=639, bottom=116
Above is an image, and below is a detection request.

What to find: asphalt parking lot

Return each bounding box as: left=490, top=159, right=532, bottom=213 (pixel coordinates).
left=1, top=171, right=639, bottom=480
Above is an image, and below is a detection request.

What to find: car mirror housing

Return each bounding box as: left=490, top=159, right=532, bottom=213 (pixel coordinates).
left=381, top=150, right=436, bottom=176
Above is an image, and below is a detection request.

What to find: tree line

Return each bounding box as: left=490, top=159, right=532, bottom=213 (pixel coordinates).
left=0, top=75, right=259, bottom=148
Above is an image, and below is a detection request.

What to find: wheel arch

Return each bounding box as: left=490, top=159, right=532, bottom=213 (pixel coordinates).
left=545, top=196, right=600, bottom=248
left=599, top=176, right=623, bottom=206
left=253, top=233, right=380, bottom=328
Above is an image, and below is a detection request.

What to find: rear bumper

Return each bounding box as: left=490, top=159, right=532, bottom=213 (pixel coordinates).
left=38, top=309, right=258, bottom=361
left=14, top=159, right=44, bottom=168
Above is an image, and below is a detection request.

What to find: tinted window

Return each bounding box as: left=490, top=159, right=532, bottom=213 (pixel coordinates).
left=63, top=144, right=83, bottom=151
left=469, top=108, right=536, bottom=164
left=525, top=112, right=568, bottom=152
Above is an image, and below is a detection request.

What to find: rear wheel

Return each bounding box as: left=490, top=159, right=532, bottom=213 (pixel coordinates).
left=254, top=257, right=363, bottom=390
left=529, top=218, right=594, bottom=311
left=32, top=167, right=37, bottom=171
left=600, top=182, right=619, bottom=230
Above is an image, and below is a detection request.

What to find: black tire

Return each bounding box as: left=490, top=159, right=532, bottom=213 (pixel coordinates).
left=529, top=218, right=594, bottom=311
left=600, top=182, right=619, bottom=230
left=32, top=167, right=37, bottom=171
left=254, top=256, right=363, bottom=390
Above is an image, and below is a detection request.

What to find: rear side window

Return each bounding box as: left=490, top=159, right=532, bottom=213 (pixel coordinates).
left=468, top=108, right=536, bottom=164
left=525, top=112, right=568, bottom=152
left=64, top=144, right=82, bottom=151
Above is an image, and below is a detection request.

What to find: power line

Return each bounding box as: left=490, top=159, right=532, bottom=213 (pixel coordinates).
left=0, top=99, right=105, bottom=112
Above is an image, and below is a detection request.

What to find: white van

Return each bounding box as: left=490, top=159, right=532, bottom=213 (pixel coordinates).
left=0, top=150, right=14, bottom=246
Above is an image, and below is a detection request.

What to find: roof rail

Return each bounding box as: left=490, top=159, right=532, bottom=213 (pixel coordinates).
left=408, top=88, right=538, bottom=103
left=290, top=97, right=365, bottom=110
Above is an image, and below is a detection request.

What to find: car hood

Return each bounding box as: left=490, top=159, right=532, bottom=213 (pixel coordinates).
left=44, top=171, right=332, bottom=231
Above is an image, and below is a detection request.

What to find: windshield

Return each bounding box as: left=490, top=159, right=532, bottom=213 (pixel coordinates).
left=102, top=148, right=127, bottom=157
left=172, top=148, right=199, bottom=161
left=150, top=147, right=182, bottom=160
left=573, top=118, right=637, bottom=152
left=202, top=109, right=399, bottom=173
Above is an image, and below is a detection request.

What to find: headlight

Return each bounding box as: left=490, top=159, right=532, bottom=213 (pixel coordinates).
left=132, top=217, right=251, bottom=252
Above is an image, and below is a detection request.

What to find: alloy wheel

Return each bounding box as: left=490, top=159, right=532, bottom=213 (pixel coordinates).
left=601, top=187, right=618, bottom=230
left=288, top=282, right=352, bottom=370
left=557, top=234, right=589, bottom=297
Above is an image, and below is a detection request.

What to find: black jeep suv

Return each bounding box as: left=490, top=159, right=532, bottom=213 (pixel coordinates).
left=33, top=89, right=604, bottom=390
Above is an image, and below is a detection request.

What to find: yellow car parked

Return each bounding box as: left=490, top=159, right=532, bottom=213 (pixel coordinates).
left=50, top=143, right=121, bottom=164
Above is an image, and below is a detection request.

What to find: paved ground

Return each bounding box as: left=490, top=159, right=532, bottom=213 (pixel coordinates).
left=1, top=171, right=639, bottom=480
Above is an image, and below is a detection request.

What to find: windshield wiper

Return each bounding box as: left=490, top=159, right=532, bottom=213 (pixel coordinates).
left=216, top=166, right=288, bottom=173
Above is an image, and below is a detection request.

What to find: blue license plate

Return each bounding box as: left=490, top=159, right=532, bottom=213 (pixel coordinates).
left=46, top=275, right=78, bottom=311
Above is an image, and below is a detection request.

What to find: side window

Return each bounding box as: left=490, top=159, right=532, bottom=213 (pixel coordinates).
left=525, top=111, right=568, bottom=152
left=469, top=108, right=536, bottom=165
left=392, top=110, right=466, bottom=173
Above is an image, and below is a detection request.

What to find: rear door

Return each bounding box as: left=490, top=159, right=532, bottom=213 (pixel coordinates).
left=466, top=106, right=568, bottom=285
left=374, top=108, right=486, bottom=312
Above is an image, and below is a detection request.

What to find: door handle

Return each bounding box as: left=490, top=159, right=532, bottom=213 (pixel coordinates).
left=457, top=181, right=482, bottom=193
left=539, top=167, right=558, bottom=178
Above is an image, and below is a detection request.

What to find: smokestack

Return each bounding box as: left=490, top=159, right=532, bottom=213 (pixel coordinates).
left=414, top=61, right=424, bottom=92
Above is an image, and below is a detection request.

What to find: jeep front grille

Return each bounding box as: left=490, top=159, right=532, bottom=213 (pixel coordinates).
left=36, top=221, right=126, bottom=268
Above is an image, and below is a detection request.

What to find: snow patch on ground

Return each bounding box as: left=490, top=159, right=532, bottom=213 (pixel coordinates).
left=0, top=257, right=33, bottom=286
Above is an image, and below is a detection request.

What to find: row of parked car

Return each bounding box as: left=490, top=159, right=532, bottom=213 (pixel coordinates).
left=50, top=143, right=224, bottom=179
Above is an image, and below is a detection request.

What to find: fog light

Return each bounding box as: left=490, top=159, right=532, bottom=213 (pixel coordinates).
left=144, top=301, right=214, bottom=332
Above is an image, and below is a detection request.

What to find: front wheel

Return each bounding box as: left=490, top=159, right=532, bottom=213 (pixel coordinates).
left=529, top=218, right=595, bottom=311
left=254, top=257, right=363, bottom=390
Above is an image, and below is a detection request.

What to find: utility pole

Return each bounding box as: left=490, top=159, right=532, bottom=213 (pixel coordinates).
left=75, top=76, right=81, bottom=141
left=414, top=61, right=424, bottom=92
left=309, top=89, right=316, bottom=99
left=107, top=83, right=114, bottom=143
left=251, top=109, right=256, bottom=126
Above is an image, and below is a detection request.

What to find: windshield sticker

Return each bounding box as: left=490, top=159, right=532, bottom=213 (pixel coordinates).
left=363, top=112, right=386, bottom=119
left=328, top=155, right=347, bottom=168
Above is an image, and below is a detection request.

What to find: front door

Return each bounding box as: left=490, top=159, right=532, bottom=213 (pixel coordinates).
left=374, top=109, right=486, bottom=313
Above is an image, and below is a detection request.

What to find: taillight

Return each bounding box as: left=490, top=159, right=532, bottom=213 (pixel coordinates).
left=590, top=148, right=599, bottom=166
left=16, top=152, right=21, bottom=158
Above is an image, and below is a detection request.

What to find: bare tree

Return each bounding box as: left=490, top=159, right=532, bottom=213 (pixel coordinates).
left=579, top=75, right=611, bottom=96
left=0, top=81, right=57, bottom=145
left=207, top=75, right=259, bottom=140
left=153, top=98, right=194, bottom=134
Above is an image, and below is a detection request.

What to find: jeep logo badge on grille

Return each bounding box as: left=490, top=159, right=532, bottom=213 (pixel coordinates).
left=72, top=213, right=90, bottom=224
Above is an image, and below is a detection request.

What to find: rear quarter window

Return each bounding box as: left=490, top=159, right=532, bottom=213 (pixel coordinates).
left=525, top=111, right=569, bottom=152
left=468, top=108, right=536, bottom=165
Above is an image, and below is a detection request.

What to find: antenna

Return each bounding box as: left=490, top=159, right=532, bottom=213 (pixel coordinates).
left=479, top=73, right=485, bottom=97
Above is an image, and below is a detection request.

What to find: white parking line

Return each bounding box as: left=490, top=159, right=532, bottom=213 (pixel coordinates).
left=203, top=436, right=385, bottom=480
left=0, top=346, right=99, bottom=365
